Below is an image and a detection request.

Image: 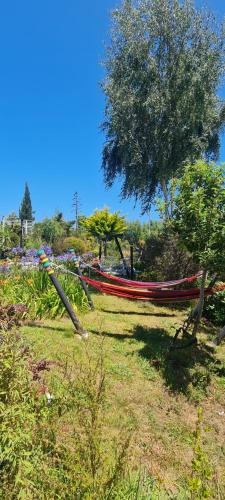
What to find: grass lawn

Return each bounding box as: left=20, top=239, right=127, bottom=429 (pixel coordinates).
left=20, top=293, right=225, bottom=498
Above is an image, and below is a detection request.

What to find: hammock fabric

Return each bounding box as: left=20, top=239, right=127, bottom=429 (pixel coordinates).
left=82, top=276, right=224, bottom=303
left=90, top=268, right=203, bottom=289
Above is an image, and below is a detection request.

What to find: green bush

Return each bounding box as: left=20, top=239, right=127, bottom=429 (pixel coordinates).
left=52, top=236, right=88, bottom=255
left=141, top=231, right=198, bottom=282
left=203, top=286, right=225, bottom=326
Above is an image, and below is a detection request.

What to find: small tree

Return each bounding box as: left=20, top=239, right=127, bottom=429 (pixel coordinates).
left=85, top=208, right=129, bottom=273
left=33, top=218, right=64, bottom=245
left=172, top=160, right=225, bottom=339
left=19, top=183, right=33, bottom=221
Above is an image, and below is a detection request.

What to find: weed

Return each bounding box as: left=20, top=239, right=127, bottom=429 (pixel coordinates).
left=187, top=408, right=213, bottom=499
left=1, top=328, right=156, bottom=499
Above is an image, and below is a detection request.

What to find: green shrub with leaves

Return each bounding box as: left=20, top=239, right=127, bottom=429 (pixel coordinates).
left=140, top=231, right=198, bottom=282
left=204, top=285, right=225, bottom=326
left=52, top=236, right=89, bottom=255
left=172, top=160, right=225, bottom=338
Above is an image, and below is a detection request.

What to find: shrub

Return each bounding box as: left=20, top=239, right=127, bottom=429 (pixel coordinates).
left=0, top=304, right=26, bottom=330
left=203, top=285, right=225, bottom=326
left=52, top=236, right=87, bottom=256
left=141, top=231, right=198, bottom=282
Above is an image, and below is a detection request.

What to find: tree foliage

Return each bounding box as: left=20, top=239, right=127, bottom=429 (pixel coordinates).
left=19, top=183, right=33, bottom=220
left=172, top=160, right=225, bottom=273
left=141, top=231, right=198, bottom=281
left=85, top=207, right=127, bottom=241
left=33, top=218, right=64, bottom=244
left=102, top=0, right=225, bottom=212
left=172, top=160, right=225, bottom=339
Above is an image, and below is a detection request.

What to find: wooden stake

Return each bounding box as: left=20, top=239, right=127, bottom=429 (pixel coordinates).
left=37, top=250, right=88, bottom=338
left=115, top=236, right=130, bottom=278
left=68, top=249, right=94, bottom=311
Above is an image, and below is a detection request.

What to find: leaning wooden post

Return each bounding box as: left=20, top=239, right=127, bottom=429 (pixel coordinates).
left=37, top=249, right=88, bottom=338
left=68, top=248, right=95, bottom=311
left=114, top=235, right=130, bottom=278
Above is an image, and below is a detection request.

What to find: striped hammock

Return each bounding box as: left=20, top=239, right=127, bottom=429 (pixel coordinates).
left=82, top=276, right=222, bottom=303
left=90, top=268, right=203, bottom=289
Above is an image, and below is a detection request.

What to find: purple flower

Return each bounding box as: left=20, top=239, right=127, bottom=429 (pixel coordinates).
left=26, top=248, right=37, bottom=258
left=41, top=246, right=52, bottom=256
left=0, top=265, right=10, bottom=273
left=11, top=246, right=24, bottom=255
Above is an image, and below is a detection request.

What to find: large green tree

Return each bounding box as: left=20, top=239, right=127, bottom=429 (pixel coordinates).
left=19, top=183, right=33, bottom=221
left=102, top=0, right=225, bottom=214
left=172, top=160, right=225, bottom=340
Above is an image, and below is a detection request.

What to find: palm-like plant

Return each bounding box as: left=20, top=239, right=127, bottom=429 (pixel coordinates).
left=85, top=208, right=129, bottom=275
left=85, top=207, right=126, bottom=240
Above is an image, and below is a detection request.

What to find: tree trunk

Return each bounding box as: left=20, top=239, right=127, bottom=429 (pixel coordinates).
left=212, top=325, right=225, bottom=346
left=99, top=240, right=102, bottom=261
left=104, top=240, right=107, bottom=257
left=191, top=269, right=207, bottom=338
left=161, top=178, right=170, bottom=219
left=115, top=236, right=130, bottom=278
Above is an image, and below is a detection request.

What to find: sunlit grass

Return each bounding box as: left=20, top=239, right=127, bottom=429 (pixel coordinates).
left=20, top=294, right=225, bottom=497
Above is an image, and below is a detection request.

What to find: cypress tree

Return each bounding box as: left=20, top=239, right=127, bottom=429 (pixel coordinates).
left=19, top=183, right=33, bottom=220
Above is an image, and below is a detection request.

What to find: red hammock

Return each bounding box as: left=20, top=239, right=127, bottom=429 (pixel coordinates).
left=91, top=268, right=203, bottom=289
left=82, top=276, right=222, bottom=303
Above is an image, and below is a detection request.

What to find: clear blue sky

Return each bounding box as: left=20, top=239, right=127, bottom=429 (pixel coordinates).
left=0, top=0, right=225, bottom=222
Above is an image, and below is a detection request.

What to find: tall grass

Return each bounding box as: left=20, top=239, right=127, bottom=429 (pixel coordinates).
left=0, top=329, right=157, bottom=499
left=0, top=268, right=89, bottom=319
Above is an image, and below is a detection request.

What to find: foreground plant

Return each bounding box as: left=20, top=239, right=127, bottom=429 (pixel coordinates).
left=0, top=330, right=155, bottom=499
left=187, top=408, right=213, bottom=499
left=172, top=161, right=225, bottom=341
left=0, top=303, right=26, bottom=330
left=0, top=269, right=89, bottom=319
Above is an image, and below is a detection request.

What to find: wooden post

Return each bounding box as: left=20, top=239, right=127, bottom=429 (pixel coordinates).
left=37, top=250, right=88, bottom=338
left=130, top=244, right=134, bottom=280
left=115, top=236, right=130, bottom=278
left=68, top=249, right=95, bottom=311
